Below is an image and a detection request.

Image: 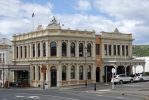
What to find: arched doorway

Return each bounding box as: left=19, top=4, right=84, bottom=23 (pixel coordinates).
left=117, top=66, right=125, bottom=75
left=96, top=67, right=100, bottom=82
left=104, top=66, right=114, bottom=82
left=127, top=66, right=131, bottom=75
left=51, top=66, right=57, bottom=87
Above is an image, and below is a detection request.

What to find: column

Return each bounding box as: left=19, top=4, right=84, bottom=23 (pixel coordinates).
left=84, top=41, right=87, bottom=57
left=40, top=42, right=43, bottom=57
left=35, top=42, right=37, bottom=58
left=120, top=45, right=122, bottom=57
left=91, top=64, right=96, bottom=82
left=107, top=44, right=109, bottom=56
left=92, top=42, right=95, bottom=58
left=57, top=64, right=62, bottom=87
left=76, top=64, right=79, bottom=84
left=142, top=64, right=145, bottom=74
left=111, top=45, right=113, bottom=56
left=124, top=65, right=127, bottom=75
left=114, top=65, right=117, bottom=75
left=46, top=64, right=49, bottom=87
left=35, top=65, right=39, bottom=87
left=67, top=41, right=71, bottom=57
left=83, top=64, right=86, bottom=81
left=57, top=40, right=61, bottom=57
left=29, top=65, right=33, bottom=86
left=22, top=45, right=25, bottom=59
left=18, top=45, right=21, bottom=59
left=76, top=42, right=79, bottom=57
left=67, top=64, right=70, bottom=85
left=30, top=43, right=32, bottom=58
left=27, top=43, right=30, bottom=58
left=46, top=41, right=49, bottom=58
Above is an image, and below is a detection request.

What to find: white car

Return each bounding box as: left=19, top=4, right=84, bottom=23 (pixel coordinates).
left=111, top=74, right=134, bottom=84
left=139, top=74, right=149, bottom=81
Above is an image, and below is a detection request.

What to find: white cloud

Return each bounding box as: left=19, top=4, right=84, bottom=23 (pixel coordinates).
left=75, top=0, right=92, bottom=12
left=94, top=0, right=149, bottom=44
left=0, top=0, right=53, bottom=38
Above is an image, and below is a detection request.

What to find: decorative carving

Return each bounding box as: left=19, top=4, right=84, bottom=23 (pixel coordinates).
left=47, top=16, right=61, bottom=29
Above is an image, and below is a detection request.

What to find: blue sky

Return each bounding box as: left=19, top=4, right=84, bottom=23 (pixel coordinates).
left=0, top=0, right=149, bottom=44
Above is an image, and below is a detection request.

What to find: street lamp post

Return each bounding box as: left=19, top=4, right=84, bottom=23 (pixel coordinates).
left=2, top=62, right=4, bottom=88
left=84, top=46, right=87, bottom=87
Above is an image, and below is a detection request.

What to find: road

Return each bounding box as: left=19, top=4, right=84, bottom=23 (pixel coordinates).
left=0, top=82, right=148, bottom=100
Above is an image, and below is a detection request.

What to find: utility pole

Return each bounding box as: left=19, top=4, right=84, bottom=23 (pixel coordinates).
left=84, top=46, right=87, bottom=87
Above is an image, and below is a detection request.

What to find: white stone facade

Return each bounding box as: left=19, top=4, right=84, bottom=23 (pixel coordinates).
left=12, top=18, right=96, bottom=87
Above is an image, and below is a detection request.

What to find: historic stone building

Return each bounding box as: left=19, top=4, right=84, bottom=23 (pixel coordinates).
left=100, top=28, right=145, bottom=82
left=12, top=17, right=96, bottom=87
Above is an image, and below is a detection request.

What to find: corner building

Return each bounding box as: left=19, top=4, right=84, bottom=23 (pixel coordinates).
left=12, top=18, right=96, bottom=87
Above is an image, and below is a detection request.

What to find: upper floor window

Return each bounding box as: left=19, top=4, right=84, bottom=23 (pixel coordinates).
left=109, top=45, right=111, bottom=56
left=32, top=44, right=35, bottom=57
left=126, top=45, right=128, bottom=56
left=113, top=45, right=116, bottom=56
left=20, top=46, right=22, bottom=58
left=122, top=45, right=125, bottom=56
left=50, top=41, right=57, bottom=56
left=43, top=42, right=46, bottom=57
left=71, top=42, right=75, bottom=57
left=87, top=43, right=91, bottom=57
left=104, top=44, right=107, bottom=55
left=38, top=43, right=40, bottom=57
left=117, top=45, right=120, bottom=56
left=79, top=43, right=84, bottom=57
left=96, top=44, right=100, bottom=55
left=62, top=42, right=67, bottom=57
left=16, top=46, right=18, bottom=58
left=24, top=46, right=27, bottom=58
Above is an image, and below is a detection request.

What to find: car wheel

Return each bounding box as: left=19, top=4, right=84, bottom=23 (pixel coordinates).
left=130, top=79, right=133, bottom=83
left=119, top=80, right=123, bottom=84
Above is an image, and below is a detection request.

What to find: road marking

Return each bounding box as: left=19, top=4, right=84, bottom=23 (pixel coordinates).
left=116, top=96, right=124, bottom=99
left=27, top=96, right=40, bottom=99
left=15, top=93, right=79, bottom=100
left=16, top=96, right=25, bottom=98
left=97, top=95, right=103, bottom=96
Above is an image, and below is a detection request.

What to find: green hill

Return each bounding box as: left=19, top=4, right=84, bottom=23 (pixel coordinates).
left=133, top=45, right=149, bottom=56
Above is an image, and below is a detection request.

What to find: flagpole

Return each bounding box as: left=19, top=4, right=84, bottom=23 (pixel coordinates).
left=32, top=13, right=35, bottom=31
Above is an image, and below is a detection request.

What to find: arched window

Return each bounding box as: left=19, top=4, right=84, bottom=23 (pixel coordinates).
left=24, top=46, right=27, bottom=58
left=20, top=46, right=22, bottom=58
left=38, top=43, right=40, bottom=57
left=71, top=66, right=75, bottom=79
left=87, top=65, right=91, bottom=79
left=71, top=42, right=75, bottom=57
left=87, top=43, right=91, bottom=57
left=79, top=66, right=83, bottom=80
left=79, top=43, right=83, bottom=57
left=43, top=42, right=46, bottom=57
left=62, top=42, right=67, bottom=57
left=50, top=41, right=57, bottom=56
left=16, top=46, right=18, bottom=58
left=62, top=66, right=67, bottom=81
left=32, top=44, right=35, bottom=57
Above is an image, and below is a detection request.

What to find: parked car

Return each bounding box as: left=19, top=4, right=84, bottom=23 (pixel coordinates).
left=139, top=74, right=149, bottom=81
left=111, top=74, right=134, bottom=84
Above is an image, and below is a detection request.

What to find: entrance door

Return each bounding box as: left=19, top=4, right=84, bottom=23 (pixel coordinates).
left=96, top=67, right=100, bottom=82
left=51, top=66, right=57, bottom=87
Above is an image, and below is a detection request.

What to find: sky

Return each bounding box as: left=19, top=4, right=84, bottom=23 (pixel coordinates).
left=0, top=0, right=149, bottom=44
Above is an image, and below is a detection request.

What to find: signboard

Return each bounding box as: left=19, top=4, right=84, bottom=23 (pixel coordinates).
left=112, top=68, right=116, bottom=74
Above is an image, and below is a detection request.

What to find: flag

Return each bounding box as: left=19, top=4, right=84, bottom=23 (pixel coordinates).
left=32, top=12, right=35, bottom=18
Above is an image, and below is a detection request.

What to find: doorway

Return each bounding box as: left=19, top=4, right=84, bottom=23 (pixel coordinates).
left=51, top=66, right=57, bottom=87
left=96, top=67, right=100, bottom=82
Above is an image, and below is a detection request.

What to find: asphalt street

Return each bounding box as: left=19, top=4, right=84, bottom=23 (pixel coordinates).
left=0, top=82, right=148, bottom=100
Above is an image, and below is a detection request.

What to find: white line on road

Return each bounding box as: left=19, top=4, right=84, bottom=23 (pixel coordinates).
left=27, top=96, right=40, bottom=99
left=15, top=93, right=79, bottom=100
left=116, top=96, right=124, bottom=99
left=16, top=96, right=25, bottom=98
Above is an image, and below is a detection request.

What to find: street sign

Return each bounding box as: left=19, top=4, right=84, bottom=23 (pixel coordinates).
left=112, top=68, right=116, bottom=73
